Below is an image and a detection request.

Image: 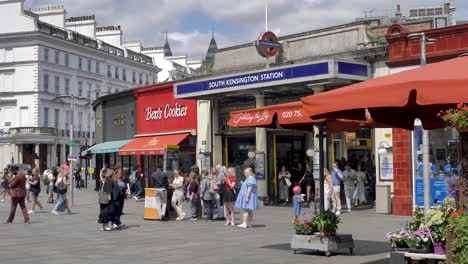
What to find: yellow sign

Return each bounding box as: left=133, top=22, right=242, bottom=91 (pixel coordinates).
left=385, top=133, right=392, bottom=138
left=88, top=167, right=95, bottom=174
left=113, top=113, right=127, bottom=126
left=164, top=144, right=180, bottom=150
left=345, top=132, right=356, bottom=143
left=144, top=188, right=160, bottom=220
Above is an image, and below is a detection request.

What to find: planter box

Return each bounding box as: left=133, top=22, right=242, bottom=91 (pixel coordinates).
left=290, top=234, right=354, bottom=257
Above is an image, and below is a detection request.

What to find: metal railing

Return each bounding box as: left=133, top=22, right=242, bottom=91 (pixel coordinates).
left=0, top=127, right=91, bottom=139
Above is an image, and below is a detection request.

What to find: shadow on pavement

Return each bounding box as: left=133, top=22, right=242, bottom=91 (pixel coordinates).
left=260, top=239, right=390, bottom=257
left=118, top=224, right=140, bottom=230
left=361, top=259, right=389, bottom=264
left=251, top=224, right=266, bottom=228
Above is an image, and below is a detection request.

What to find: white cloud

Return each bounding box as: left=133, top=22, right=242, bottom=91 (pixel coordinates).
left=25, top=0, right=467, bottom=60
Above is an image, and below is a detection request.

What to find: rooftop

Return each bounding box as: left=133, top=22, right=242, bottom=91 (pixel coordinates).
left=142, top=47, right=164, bottom=51
left=96, top=26, right=121, bottom=32
left=66, top=15, right=95, bottom=22
left=29, top=5, right=65, bottom=13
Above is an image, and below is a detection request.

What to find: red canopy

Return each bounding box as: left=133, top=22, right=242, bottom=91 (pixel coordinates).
left=301, top=56, right=468, bottom=130
left=227, top=101, right=386, bottom=132
left=118, top=133, right=189, bottom=156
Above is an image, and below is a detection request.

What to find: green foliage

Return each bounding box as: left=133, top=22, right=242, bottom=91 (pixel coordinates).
left=454, top=213, right=468, bottom=264
left=315, top=209, right=341, bottom=233
left=294, top=222, right=317, bottom=235
left=409, top=206, right=424, bottom=231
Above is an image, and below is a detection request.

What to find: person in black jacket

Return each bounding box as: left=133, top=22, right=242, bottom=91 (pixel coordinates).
left=187, top=172, right=199, bottom=220
left=152, top=167, right=168, bottom=220
left=111, top=169, right=126, bottom=229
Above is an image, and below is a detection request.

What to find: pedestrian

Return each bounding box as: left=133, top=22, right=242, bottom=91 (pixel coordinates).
left=133, top=167, right=144, bottom=201
left=235, top=167, right=259, bottom=228
left=323, top=169, right=334, bottom=211
left=1, top=168, right=10, bottom=202
left=111, top=169, right=126, bottom=229
left=278, top=165, right=291, bottom=205
left=187, top=172, right=199, bottom=220
left=47, top=167, right=57, bottom=203
left=28, top=167, right=44, bottom=214
left=74, top=164, right=82, bottom=190
left=190, top=165, right=203, bottom=219
left=51, top=169, right=71, bottom=215
left=200, top=169, right=214, bottom=222
left=223, top=167, right=237, bottom=226
left=353, top=164, right=367, bottom=206
left=152, top=167, right=168, bottom=220
left=98, top=164, right=108, bottom=191
left=292, top=186, right=303, bottom=224
left=299, top=163, right=315, bottom=206
left=343, top=164, right=357, bottom=212
left=214, top=164, right=226, bottom=221
left=170, top=169, right=185, bottom=220
left=4, top=165, right=29, bottom=224
left=25, top=169, right=32, bottom=203
left=330, top=162, right=343, bottom=215
left=98, top=169, right=113, bottom=231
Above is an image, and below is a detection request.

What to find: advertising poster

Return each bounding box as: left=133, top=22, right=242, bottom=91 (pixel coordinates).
left=415, top=178, right=449, bottom=207
left=255, top=152, right=265, bottom=180
left=379, top=154, right=393, bottom=181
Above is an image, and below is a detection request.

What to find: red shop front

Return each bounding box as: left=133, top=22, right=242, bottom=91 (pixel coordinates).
left=118, top=82, right=197, bottom=186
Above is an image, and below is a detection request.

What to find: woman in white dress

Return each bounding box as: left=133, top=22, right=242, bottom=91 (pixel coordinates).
left=353, top=164, right=367, bottom=206
left=278, top=166, right=291, bottom=204
left=323, top=169, right=334, bottom=211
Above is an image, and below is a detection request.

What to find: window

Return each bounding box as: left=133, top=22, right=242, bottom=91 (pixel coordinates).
left=435, top=8, right=443, bottom=15
left=65, top=110, right=69, bottom=130
left=87, top=59, right=91, bottom=72
left=87, top=83, right=91, bottom=98
left=153, top=76, right=157, bottom=84
left=107, top=65, right=112, bottom=77
left=107, top=86, right=112, bottom=95
left=78, top=111, right=83, bottom=131
left=427, top=8, right=435, bottom=16
left=95, top=85, right=100, bottom=98
left=418, top=9, right=426, bottom=16
left=145, top=74, right=149, bottom=85
left=88, top=113, right=91, bottom=131
left=132, top=71, right=136, bottom=83
left=96, top=61, right=100, bottom=74
left=55, top=51, right=60, bottom=64
left=44, top=107, right=49, bottom=127
left=54, top=109, right=59, bottom=128
left=65, top=54, right=69, bottom=67
left=64, top=78, right=70, bottom=95
left=436, top=17, right=447, bottom=28
left=78, top=57, right=83, bottom=70
left=54, top=76, right=60, bottom=94
left=115, top=67, right=119, bottom=79
left=122, top=69, right=126, bottom=81
left=78, top=81, right=83, bottom=97
left=139, top=73, right=143, bottom=85
left=44, top=74, right=49, bottom=92
left=44, top=48, right=49, bottom=62
left=410, top=9, right=417, bottom=17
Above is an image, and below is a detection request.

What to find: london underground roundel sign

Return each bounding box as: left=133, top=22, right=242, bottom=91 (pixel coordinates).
left=256, top=31, right=281, bottom=58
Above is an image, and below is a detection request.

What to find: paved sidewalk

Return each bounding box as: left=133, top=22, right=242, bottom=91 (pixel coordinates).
left=0, top=186, right=409, bottom=264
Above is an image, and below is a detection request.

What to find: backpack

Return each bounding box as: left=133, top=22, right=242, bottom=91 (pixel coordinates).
left=57, top=180, right=67, bottom=194
left=129, top=170, right=136, bottom=184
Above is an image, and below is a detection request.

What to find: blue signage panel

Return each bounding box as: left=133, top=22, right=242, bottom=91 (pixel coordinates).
left=415, top=178, right=450, bottom=207
left=338, top=61, right=368, bottom=77
left=176, top=62, right=329, bottom=97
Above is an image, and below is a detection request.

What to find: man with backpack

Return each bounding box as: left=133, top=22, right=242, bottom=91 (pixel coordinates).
left=200, top=169, right=214, bottom=222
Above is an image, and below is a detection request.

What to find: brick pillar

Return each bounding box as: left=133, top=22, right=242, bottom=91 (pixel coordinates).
left=392, top=128, right=413, bottom=216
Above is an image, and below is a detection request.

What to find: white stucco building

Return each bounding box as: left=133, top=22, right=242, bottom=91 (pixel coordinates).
left=0, top=1, right=166, bottom=171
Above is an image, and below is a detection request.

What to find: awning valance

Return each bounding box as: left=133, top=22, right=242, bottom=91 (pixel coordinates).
left=81, top=139, right=132, bottom=156
left=118, top=133, right=190, bottom=156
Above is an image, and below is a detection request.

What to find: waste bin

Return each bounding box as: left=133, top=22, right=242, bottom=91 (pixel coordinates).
left=144, top=188, right=161, bottom=220
left=376, top=184, right=391, bottom=214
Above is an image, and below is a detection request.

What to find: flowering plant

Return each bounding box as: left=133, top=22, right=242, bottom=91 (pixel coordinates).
left=407, top=228, right=432, bottom=249
left=438, top=103, right=468, bottom=128
left=409, top=206, right=424, bottom=232
left=294, top=219, right=317, bottom=235
left=423, top=208, right=446, bottom=242
left=386, top=228, right=411, bottom=248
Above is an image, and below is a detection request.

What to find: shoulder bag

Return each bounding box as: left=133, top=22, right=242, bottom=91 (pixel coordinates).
left=98, top=182, right=109, bottom=204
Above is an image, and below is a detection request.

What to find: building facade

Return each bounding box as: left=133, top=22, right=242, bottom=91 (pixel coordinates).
left=0, top=1, right=161, bottom=171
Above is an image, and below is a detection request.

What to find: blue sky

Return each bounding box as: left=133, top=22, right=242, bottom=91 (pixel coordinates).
left=26, top=0, right=468, bottom=61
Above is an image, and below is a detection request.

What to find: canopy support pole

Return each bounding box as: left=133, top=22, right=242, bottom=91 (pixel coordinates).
left=318, top=123, right=325, bottom=212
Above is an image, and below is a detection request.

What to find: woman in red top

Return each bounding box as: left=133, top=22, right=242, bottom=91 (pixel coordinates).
left=223, top=167, right=237, bottom=226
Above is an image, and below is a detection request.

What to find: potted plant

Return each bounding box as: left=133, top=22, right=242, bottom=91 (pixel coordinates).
left=294, top=220, right=317, bottom=235
left=406, top=228, right=432, bottom=253
left=386, top=228, right=411, bottom=250
left=315, top=209, right=340, bottom=237
left=446, top=209, right=463, bottom=263
left=453, top=212, right=468, bottom=264
left=423, top=198, right=457, bottom=255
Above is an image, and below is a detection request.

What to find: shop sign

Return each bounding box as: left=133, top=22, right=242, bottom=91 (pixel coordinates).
left=113, top=113, right=126, bottom=126
left=230, top=110, right=271, bottom=127
left=415, top=178, right=450, bottom=207
left=175, top=59, right=369, bottom=98
left=137, top=87, right=197, bottom=135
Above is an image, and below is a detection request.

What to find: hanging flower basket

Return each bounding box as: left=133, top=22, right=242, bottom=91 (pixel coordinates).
left=439, top=103, right=468, bottom=129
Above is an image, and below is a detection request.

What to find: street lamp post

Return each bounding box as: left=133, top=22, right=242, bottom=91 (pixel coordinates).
left=69, top=95, right=75, bottom=207
left=407, top=33, right=437, bottom=215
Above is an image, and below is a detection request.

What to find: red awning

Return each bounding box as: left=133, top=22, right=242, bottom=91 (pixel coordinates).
left=227, top=101, right=386, bottom=132
left=118, top=133, right=190, bottom=156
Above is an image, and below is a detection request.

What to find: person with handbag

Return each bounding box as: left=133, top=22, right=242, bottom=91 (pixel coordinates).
left=169, top=169, right=185, bottom=221
left=51, top=170, right=71, bottom=215
left=98, top=169, right=114, bottom=231
left=223, top=167, right=237, bottom=226
left=278, top=166, right=292, bottom=205
left=299, top=163, right=315, bottom=207
left=27, top=167, right=43, bottom=214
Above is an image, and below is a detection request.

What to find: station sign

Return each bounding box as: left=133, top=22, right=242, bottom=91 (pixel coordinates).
left=256, top=31, right=281, bottom=57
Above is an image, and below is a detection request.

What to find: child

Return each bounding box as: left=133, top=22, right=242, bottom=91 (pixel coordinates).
left=292, top=186, right=303, bottom=224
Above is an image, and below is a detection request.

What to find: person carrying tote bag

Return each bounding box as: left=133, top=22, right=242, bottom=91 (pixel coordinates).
left=98, top=170, right=113, bottom=231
